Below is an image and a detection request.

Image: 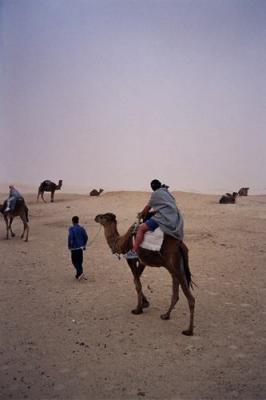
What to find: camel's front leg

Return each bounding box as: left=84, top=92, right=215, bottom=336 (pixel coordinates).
left=41, top=193, right=46, bottom=203
left=161, top=274, right=179, bottom=320
left=127, top=260, right=149, bottom=314
left=5, top=216, right=15, bottom=239
left=51, top=192, right=54, bottom=202
left=132, top=275, right=144, bottom=314
left=9, top=218, right=15, bottom=237
left=4, top=216, right=9, bottom=239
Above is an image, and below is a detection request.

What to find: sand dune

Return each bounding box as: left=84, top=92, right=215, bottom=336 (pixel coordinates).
left=0, top=190, right=265, bottom=399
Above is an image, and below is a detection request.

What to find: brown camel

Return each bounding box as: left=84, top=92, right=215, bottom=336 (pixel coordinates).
left=219, top=192, right=238, bottom=204
left=238, top=187, right=249, bottom=196
left=0, top=199, right=29, bottom=242
left=90, top=188, right=104, bottom=196
left=37, top=180, right=63, bottom=203
left=95, top=213, right=195, bottom=336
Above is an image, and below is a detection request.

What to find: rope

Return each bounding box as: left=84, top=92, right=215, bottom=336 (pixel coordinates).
left=86, top=225, right=102, bottom=248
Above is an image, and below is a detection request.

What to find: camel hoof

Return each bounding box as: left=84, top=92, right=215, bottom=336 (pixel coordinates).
left=182, top=329, right=193, bottom=336
left=142, top=300, right=150, bottom=309
left=160, top=314, right=170, bottom=320
left=131, top=309, right=143, bottom=315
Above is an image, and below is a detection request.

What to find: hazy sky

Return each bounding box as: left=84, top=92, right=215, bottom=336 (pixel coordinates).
left=1, top=0, right=266, bottom=193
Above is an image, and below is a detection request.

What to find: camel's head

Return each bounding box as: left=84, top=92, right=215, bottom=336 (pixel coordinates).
left=99, top=188, right=104, bottom=194
left=95, top=213, right=116, bottom=226
left=232, top=192, right=238, bottom=198
left=58, top=180, right=63, bottom=188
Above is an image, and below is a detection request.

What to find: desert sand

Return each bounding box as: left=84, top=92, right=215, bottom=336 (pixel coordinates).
left=0, top=190, right=265, bottom=400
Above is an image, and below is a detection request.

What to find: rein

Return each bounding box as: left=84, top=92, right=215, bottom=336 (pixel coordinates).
left=110, top=219, right=140, bottom=260
left=87, top=225, right=102, bottom=248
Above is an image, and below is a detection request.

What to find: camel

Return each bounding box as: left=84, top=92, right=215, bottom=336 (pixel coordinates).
left=95, top=213, right=195, bottom=336
left=37, top=180, right=63, bottom=203
left=90, top=188, right=104, bottom=196
left=219, top=192, right=238, bottom=204
left=238, top=187, right=249, bottom=196
left=0, top=199, right=29, bottom=242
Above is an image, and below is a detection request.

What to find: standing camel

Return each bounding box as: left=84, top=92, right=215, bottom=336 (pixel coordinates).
left=238, top=187, right=249, bottom=196
left=0, top=199, right=29, bottom=242
left=37, top=180, right=63, bottom=203
left=90, top=188, right=104, bottom=196
left=95, top=213, right=195, bottom=336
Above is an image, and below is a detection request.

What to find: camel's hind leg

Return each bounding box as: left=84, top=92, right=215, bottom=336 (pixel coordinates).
left=161, top=274, right=179, bottom=320
left=24, top=224, right=29, bottom=242
left=180, top=282, right=195, bottom=335
left=20, top=216, right=29, bottom=242
left=179, top=273, right=195, bottom=336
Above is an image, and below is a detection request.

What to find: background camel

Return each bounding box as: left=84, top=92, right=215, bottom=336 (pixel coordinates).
left=95, top=212, right=195, bottom=336
left=90, top=188, right=104, bottom=196
left=238, top=187, right=249, bottom=196
left=37, top=180, right=63, bottom=202
left=0, top=199, right=29, bottom=241
left=219, top=192, right=238, bottom=204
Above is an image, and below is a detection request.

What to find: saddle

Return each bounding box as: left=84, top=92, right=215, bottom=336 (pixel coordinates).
left=140, top=227, right=164, bottom=252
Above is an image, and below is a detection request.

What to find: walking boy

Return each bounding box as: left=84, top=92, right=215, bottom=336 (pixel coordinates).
left=68, top=216, right=88, bottom=280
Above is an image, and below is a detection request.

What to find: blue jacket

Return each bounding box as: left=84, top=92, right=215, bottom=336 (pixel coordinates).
left=68, top=224, right=88, bottom=250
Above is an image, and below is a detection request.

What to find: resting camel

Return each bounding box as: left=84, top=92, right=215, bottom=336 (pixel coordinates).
left=238, top=187, right=249, bottom=196
left=95, top=213, right=195, bottom=336
left=90, top=188, right=104, bottom=196
left=37, top=180, right=63, bottom=203
left=0, top=199, right=29, bottom=242
left=219, top=192, right=238, bottom=204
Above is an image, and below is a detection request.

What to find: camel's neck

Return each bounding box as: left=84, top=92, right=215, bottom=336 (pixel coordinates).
left=103, top=223, right=133, bottom=254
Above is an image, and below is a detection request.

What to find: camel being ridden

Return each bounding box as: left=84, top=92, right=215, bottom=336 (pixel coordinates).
left=95, top=213, right=195, bottom=336
left=37, top=180, right=63, bottom=203
left=0, top=199, right=29, bottom=242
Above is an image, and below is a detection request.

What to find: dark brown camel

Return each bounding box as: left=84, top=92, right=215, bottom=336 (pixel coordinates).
left=37, top=180, right=63, bottom=203
left=95, top=213, right=195, bottom=336
left=219, top=192, right=238, bottom=204
left=90, top=188, right=104, bottom=196
left=0, top=199, right=29, bottom=242
left=238, top=187, right=249, bottom=196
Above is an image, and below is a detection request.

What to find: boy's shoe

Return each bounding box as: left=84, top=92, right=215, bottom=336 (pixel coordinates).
left=78, top=273, right=88, bottom=280
left=124, top=250, right=139, bottom=260
left=4, top=207, right=11, bottom=212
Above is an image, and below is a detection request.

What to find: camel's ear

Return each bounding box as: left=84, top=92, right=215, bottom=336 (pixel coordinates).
left=106, top=213, right=116, bottom=221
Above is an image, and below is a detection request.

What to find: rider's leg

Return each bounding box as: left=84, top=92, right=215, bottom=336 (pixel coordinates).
left=133, top=223, right=149, bottom=252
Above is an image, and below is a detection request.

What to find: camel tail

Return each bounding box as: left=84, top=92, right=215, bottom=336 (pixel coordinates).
left=179, top=241, right=197, bottom=290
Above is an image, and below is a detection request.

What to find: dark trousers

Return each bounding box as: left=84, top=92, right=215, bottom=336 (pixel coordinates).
left=71, top=249, right=83, bottom=278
